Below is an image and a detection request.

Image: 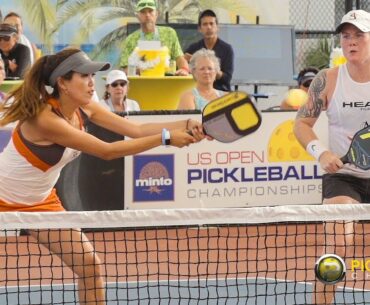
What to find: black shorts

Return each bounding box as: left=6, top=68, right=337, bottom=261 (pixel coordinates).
left=322, top=173, right=370, bottom=203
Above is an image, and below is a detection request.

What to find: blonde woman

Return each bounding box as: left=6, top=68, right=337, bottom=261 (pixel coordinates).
left=178, top=48, right=226, bottom=110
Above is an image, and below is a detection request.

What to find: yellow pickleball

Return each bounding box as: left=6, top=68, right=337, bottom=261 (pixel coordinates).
left=286, top=89, right=308, bottom=109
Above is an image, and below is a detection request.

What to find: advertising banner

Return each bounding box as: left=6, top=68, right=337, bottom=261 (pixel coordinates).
left=124, top=112, right=328, bottom=209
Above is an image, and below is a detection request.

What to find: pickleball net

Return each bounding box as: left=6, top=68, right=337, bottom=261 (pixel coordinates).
left=1, top=204, right=370, bottom=305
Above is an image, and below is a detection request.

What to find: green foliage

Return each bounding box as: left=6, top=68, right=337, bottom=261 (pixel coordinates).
left=305, top=38, right=332, bottom=70
left=18, top=0, right=252, bottom=61
left=17, top=0, right=57, bottom=52
left=52, top=0, right=200, bottom=62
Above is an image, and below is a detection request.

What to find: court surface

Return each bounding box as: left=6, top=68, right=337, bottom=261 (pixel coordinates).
left=2, top=278, right=370, bottom=304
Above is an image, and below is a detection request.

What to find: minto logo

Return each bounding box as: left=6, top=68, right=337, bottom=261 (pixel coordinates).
left=133, top=154, right=174, bottom=202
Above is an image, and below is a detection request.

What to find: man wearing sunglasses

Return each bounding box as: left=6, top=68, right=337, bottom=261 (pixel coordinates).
left=120, top=0, right=189, bottom=76
left=0, top=23, right=31, bottom=79
left=4, top=12, right=38, bottom=64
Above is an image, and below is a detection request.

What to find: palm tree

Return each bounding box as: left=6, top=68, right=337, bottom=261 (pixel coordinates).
left=197, top=0, right=255, bottom=23
left=18, top=0, right=252, bottom=63
left=51, top=0, right=201, bottom=63
left=16, top=0, right=57, bottom=52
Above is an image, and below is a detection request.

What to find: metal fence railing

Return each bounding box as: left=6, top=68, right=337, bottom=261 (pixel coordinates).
left=290, top=0, right=346, bottom=72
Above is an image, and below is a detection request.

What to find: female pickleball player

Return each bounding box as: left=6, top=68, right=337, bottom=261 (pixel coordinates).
left=0, top=48, right=204, bottom=304
left=294, top=10, right=370, bottom=305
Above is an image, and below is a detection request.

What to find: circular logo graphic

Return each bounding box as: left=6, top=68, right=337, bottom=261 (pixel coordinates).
left=315, top=254, right=346, bottom=285
left=267, top=120, right=314, bottom=162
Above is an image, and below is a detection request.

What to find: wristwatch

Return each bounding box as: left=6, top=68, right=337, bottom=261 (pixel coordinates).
left=162, top=128, right=171, bottom=146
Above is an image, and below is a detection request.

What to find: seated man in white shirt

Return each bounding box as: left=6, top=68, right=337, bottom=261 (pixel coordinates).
left=99, top=70, right=140, bottom=112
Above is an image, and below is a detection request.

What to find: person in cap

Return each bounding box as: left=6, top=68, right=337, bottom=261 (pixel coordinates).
left=293, top=10, right=370, bottom=304
left=0, top=22, right=30, bottom=78
left=0, top=47, right=205, bottom=304
left=296, top=67, right=319, bottom=89
left=119, top=0, right=189, bottom=76
left=4, top=11, right=39, bottom=64
left=99, top=69, right=140, bottom=112
left=185, top=9, right=234, bottom=91
left=280, top=67, right=319, bottom=110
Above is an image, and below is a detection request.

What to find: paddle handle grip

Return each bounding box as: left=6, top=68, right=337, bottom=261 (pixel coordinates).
left=186, top=128, right=206, bottom=137
left=340, top=155, right=349, bottom=164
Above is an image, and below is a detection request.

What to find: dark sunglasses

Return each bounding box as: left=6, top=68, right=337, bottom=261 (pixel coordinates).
left=111, top=81, right=127, bottom=88
left=0, top=36, right=11, bottom=42
left=302, top=80, right=312, bottom=88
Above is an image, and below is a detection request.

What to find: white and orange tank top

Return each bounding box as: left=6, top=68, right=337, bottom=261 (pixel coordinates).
left=327, top=64, right=370, bottom=178
left=0, top=99, right=87, bottom=205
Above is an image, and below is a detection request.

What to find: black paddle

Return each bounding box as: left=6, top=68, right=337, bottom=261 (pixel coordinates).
left=341, top=126, right=370, bottom=170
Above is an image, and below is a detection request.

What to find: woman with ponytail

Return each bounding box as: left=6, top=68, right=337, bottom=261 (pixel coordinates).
left=0, top=47, right=204, bottom=304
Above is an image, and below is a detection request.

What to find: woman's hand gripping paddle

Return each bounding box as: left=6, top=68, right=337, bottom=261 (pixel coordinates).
left=341, top=126, right=370, bottom=170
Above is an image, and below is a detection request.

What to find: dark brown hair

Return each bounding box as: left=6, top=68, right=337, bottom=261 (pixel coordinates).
left=4, top=12, right=22, bottom=20
left=297, top=67, right=319, bottom=86
left=198, top=9, right=218, bottom=26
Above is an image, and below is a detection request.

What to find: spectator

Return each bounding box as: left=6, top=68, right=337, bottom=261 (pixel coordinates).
left=185, top=9, right=234, bottom=91
left=178, top=48, right=225, bottom=110
left=280, top=67, right=319, bottom=110
left=100, top=70, right=140, bottom=112
left=0, top=23, right=31, bottom=79
left=120, top=0, right=189, bottom=76
left=4, top=12, right=38, bottom=64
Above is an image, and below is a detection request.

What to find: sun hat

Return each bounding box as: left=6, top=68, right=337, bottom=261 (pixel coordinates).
left=106, top=70, right=129, bottom=85
left=0, top=23, right=17, bottom=36
left=48, top=51, right=110, bottom=87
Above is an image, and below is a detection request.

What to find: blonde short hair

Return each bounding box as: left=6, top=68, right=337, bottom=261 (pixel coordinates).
left=189, top=48, right=221, bottom=74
